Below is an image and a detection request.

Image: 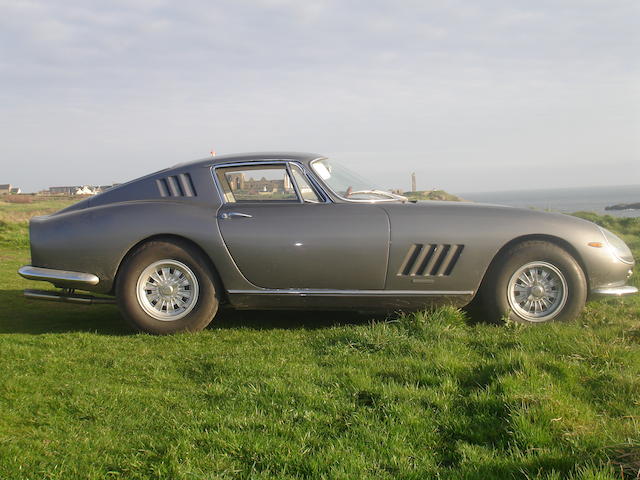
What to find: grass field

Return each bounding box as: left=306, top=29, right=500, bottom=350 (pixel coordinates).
left=0, top=198, right=639, bottom=479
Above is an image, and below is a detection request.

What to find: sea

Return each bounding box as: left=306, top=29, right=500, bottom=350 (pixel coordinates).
left=460, top=184, right=640, bottom=218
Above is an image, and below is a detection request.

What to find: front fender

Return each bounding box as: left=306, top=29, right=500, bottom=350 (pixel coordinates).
left=380, top=202, right=623, bottom=294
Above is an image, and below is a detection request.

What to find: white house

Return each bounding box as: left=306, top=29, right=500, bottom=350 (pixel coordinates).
left=75, top=186, right=99, bottom=195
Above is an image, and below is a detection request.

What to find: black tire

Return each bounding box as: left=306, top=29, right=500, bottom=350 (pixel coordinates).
left=116, top=239, right=219, bottom=334
left=481, top=240, right=587, bottom=324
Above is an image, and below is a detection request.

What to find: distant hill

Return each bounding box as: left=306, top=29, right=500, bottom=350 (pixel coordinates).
left=403, top=190, right=463, bottom=202
left=605, top=202, right=640, bottom=211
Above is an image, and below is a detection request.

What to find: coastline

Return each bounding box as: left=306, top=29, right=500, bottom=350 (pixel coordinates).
left=460, top=184, right=640, bottom=218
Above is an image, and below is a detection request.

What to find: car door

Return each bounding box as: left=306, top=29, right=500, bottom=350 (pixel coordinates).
left=215, top=162, right=390, bottom=290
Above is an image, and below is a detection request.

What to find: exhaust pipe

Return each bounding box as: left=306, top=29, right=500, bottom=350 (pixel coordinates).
left=24, top=289, right=116, bottom=305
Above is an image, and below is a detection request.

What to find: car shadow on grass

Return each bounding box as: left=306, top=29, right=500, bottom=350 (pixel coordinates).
left=1, top=289, right=129, bottom=335
left=212, top=307, right=385, bottom=331
left=0, top=289, right=380, bottom=335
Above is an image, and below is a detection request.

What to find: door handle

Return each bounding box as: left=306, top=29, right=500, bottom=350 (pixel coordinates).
left=219, top=212, right=253, bottom=219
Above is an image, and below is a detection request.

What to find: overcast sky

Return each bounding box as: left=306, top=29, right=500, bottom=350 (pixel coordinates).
left=1, top=0, right=638, bottom=194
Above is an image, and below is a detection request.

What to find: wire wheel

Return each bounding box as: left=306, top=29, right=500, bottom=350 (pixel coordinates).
left=507, top=261, right=568, bottom=322
left=135, top=259, right=200, bottom=321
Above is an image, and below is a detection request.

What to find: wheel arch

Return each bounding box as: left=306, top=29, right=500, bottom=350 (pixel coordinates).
left=476, top=233, right=590, bottom=299
left=112, top=234, right=227, bottom=302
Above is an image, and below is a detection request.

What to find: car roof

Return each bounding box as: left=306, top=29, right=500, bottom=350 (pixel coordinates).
left=172, top=152, right=324, bottom=170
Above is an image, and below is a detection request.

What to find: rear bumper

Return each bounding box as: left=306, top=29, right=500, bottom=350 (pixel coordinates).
left=591, top=285, right=638, bottom=296
left=18, top=265, right=100, bottom=288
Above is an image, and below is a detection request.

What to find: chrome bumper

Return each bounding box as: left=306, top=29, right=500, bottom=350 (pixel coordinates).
left=18, top=265, right=100, bottom=288
left=592, top=285, right=638, bottom=296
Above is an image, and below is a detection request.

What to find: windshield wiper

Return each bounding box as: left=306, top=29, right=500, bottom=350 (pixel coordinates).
left=349, top=190, right=408, bottom=202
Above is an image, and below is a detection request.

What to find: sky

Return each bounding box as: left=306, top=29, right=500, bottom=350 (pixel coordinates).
left=1, top=0, right=639, bottom=194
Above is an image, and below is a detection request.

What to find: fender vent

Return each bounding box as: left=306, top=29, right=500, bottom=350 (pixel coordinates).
left=156, top=173, right=197, bottom=197
left=397, top=243, right=464, bottom=277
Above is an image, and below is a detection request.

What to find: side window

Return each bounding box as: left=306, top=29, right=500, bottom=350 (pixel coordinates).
left=217, top=166, right=298, bottom=203
left=290, top=164, right=322, bottom=203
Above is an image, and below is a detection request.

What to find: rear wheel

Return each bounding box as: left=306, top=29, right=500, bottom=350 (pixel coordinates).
left=481, top=241, right=587, bottom=324
left=116, top=240, right=219, bottom=334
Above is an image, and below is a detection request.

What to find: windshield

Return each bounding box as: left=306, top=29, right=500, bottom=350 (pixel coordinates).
left=311, top=158, right=405, bottom=202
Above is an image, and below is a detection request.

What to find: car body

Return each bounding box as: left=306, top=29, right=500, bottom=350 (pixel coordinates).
left=19, top=152, right=637, bottom=333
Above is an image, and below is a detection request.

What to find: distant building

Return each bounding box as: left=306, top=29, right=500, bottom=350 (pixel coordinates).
left=75, top=186, right=98, bottom=195
left=48, top=186, right=81, bottom=196
left=0, top=184, right=21, bottom=195
left=226, top=172, right=292, bottom=195
left=45, top=184, right=118, bottom=196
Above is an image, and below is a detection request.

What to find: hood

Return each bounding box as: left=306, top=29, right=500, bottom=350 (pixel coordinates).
left=378, top=199, right=602, bottom=233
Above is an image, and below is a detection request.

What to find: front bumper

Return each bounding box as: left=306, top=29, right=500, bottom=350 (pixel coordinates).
left=591, top=285, right=638, bottom=296
left=18, top=265, right=100, bottom=288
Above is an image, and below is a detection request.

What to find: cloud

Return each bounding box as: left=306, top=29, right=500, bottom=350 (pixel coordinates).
left=0, top=0, right=638, bottom=192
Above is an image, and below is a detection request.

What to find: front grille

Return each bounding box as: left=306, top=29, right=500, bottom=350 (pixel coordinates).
left=397, top=243, right=464, bottom=277
left=156, top=173, right=197, bottom=197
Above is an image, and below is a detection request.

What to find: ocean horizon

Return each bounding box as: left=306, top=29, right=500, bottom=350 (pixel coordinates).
left=459, top=184, right=640, bottom=218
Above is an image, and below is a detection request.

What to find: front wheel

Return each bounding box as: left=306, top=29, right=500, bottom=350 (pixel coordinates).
left=116, top=239, right=219, bottom=334
left=481, top=241, right=587, bottom=324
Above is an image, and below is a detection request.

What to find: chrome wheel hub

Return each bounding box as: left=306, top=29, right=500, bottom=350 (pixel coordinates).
left=507, top=261, right=568, bottom=322
left=159, top=285, right=174, bottom=296
left=531, top=285, right=545, bottom=297
left=136, top=260, right=199, bottom=321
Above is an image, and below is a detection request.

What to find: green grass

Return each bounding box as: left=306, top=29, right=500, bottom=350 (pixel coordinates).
left=0, top=196, right=78, bottom=222
left=0, top=199, right=639, bottom=479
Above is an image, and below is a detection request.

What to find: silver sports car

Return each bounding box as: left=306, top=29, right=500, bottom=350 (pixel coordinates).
left=19, top=152, right=637, bottom=334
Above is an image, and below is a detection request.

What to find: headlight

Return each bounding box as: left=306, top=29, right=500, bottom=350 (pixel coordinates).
left=600, top=227, right=634, bottom=264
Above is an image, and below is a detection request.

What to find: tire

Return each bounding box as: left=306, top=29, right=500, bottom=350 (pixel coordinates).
left=481, top=240, right=587, bottom=324
left=116, top=239, right=219, bottom=334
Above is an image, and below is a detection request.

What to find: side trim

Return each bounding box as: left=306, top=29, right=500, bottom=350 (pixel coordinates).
left=228, top=289, right=474, bottom=296
left=591, top=285, right=638, bottom=296
left=18, top=266, right=100, bottom=287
